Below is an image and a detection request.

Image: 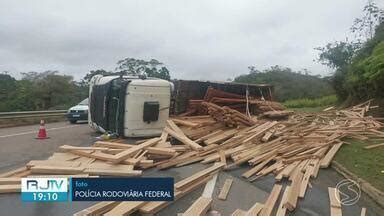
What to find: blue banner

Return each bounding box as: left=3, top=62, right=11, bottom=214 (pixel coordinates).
left=71, top=177, right=174, bottom=201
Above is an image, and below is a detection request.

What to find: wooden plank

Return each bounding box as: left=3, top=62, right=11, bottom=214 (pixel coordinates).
left=93, top=141, right=134, bottom=149
left=167, top=119, right=186, bottom=135
left=219, top=150, right=227, bottom=167
left=0, top=177, right=20, bottom=185
left=320, top=142, right=343, bottom=168
left=83, top=168, right=142, bottom=176
left=246, top=202, right=264, bottom=216
left=299, top=163, right=314, bottom=198
left=182, top=196, right=212, bottom=216
left=59, top=145, right=109, bottom=152
left=202, top=173, right=218, bottom=198
left=328, top=187, right=341, bottom=208
left=284, top=170, right=303, bottom=211
left=172, top=118, right=200, bottom=127
left=243, top=121, right=278, bottom=143
left=175, top=163, right=225, bottom=190
left=328, top=187, right=342, bottom=216
left=146, top=147, right=176, bottom=156
left=259, top=184, right=283, bottom=216
left=218, top=178, right=233, bottom=200
left=360, top=207, right=366, bottom=216
left=111, top=138, right=160, bottom=163
left=276, top=186, right=290, bottom=216
left=242, top=156, right=274, bottom=179
left=73, top=201, right=120, bottom=216
left=104, top=201, right=144, bottom=216
left=0, top=184, right=21, bottom=193
left=204, top=129, right=238, bottom=145
left=26, top=160, right=81, bottom=169
left=231, top=209, right=247, bottom=216
left=364, top=143, right=384, bottom=149
left=30, top=166, right=84, bottom=174
left=0, top=167, right=28, bottom=178
left=164, top=127, right=203, bottom=151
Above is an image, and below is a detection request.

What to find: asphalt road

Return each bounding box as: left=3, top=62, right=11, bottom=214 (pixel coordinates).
left=0, top=122, right=383, bottom=215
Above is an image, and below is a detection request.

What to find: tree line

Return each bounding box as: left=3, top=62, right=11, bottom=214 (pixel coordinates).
left=234, top=66, right=334, bottom=102
left=0, top=58, right=171, bottom=112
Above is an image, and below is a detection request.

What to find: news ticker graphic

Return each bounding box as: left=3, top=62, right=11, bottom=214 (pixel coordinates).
left=21, top=177, right=174, bottom=202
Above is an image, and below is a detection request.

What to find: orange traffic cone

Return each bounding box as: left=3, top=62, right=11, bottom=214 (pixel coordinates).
left=36, top=120, right=49, bottom=139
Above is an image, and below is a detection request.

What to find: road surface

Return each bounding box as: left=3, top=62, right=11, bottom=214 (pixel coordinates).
left=0, top=122, right=383, bottom=215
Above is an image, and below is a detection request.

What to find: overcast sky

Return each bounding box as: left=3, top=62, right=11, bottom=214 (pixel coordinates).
left=0, top=0, right=381, bottom=81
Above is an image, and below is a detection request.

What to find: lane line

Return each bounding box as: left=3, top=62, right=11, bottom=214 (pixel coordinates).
left=0, top=125, right=82, bottom=138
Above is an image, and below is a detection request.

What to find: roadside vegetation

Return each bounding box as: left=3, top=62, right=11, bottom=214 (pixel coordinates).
left=335, top=138, right=384, bottom=191
left=315, top=1, right=384, bottom=103
left=234, top=66, right=334, bottom=102
left=283, top=95, right=337, bottom=108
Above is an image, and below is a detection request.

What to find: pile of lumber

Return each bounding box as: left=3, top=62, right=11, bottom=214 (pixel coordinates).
left=0, top=101, right=382, bottom=215
left=181, top=87, right=285, bottom=116
left=202, top=102, right=256, bottom=127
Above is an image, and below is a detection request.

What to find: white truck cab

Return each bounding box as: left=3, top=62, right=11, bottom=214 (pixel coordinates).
left=88, top=75, right=173, bottom=137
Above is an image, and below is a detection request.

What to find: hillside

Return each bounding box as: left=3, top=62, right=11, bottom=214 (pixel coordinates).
left=234, top=66, right=334, bottom=101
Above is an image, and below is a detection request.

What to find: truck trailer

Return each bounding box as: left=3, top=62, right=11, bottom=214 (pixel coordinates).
left=88, top=75, right=173, bottom=137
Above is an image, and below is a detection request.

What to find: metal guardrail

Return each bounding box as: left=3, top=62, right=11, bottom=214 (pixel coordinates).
left=0, top=110, right=67, bottom=119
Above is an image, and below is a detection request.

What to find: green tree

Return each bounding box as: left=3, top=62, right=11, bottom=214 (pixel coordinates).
left=0, top=72, right=17, bottom=111
left=115, top=58, right=171, bottom=80
left=315, top=41, right=359, bottom=70
left=351, top=0, right=384, bottom=41
left=82, top=69, right=115, bottom=84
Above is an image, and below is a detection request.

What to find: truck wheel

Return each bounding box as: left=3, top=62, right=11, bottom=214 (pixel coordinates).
left=69, top=120, right=77, bottom=124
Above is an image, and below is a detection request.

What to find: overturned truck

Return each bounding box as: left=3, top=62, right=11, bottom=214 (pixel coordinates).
left=88, top=76, right=276, bottom=137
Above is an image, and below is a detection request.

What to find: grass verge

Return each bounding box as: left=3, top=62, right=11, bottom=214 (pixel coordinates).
left=283, top=95, right=337, bottom=108
left=335, top=138, right=384, bottom=191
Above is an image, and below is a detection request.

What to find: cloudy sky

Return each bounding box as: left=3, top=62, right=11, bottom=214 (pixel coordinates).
left=0, top=0, right=381, bottom=81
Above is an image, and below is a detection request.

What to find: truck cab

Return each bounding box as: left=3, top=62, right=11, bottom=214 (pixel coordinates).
left=88, top=75, right=173, bottom=137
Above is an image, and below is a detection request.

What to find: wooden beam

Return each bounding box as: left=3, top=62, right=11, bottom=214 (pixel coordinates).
left=83, top=168, right=142, bottom=176
left=259, top=184, right=283, bottom=216
left=284, top=170, right=303, bottom=211
left=276, top=186, right=290, bottom=216
left=182, top=196, right=212, bottom=216
left=110, top=138, right=161, bottom=163
left=320, top=142, right=343, bottom=168
left=328, top=187, right=342, bottom=216
left=0, top=184, right=21, bottom=193
left=175, top=163, right=224, bottom=191
left=360, top=207, right=366, bottom=216
left=364, top=143, right=384, bottom=149
left=246, top=202, right=264, bottom=216
left=73, top=201, right=120, bottom=216
left=164, top=127, right=203, bottom=151
left=30, top=166, right=84, bottom=174
left=104, top=201, right=144, bottom=216
left=218, top=178, right=233, bottom=200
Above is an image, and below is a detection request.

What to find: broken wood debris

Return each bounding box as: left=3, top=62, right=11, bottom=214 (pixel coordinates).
left=0, top=99, right=382, bottom=215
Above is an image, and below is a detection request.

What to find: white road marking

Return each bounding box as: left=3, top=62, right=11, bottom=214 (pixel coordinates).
left=0, top=125, right=81, bottom=138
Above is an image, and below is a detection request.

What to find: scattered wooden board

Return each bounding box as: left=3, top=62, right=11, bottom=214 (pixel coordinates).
left=218, top=178, right=233, bottom=200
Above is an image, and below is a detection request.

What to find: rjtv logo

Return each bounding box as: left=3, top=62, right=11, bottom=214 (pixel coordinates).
left=21, top=178, right=68, bottom=202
